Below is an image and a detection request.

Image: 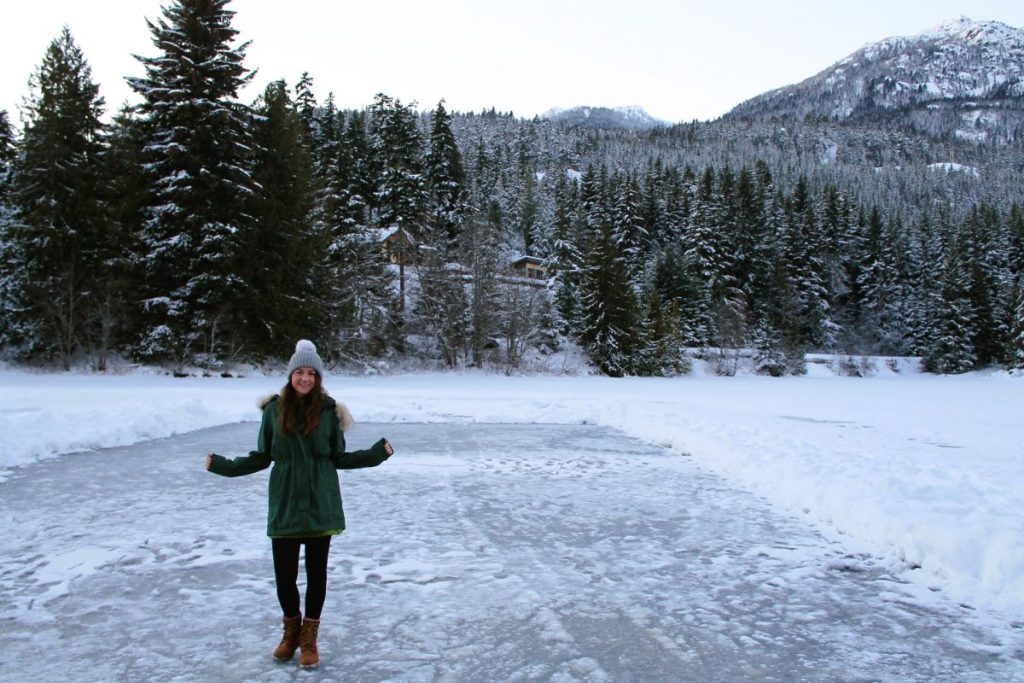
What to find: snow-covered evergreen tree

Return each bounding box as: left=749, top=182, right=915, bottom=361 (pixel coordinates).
left=959, top=204, right=1010, bottom=366
left=128, top=0, right=257, bottom=365
left=610, top=173, right=648, bottom=289
left=682, top=167, right=726, bottom=345
left=578, top=193, right=639, bottom=376
left=633, top=289, right=689, bottom=376
left=0, top=111, right=14, bottom=313
left=307, top=102, right=398, bottom=362
left=752, top=318, right=786, bottom=376
left=782, top=178, right=835, bottom=351
left=748, top=165, right=785, bottom=329
left=638, top=158, right=671, bottom=246
left=730, top=166, right=766, bottom=308
left=293, top=72, right=318, bottom=141
left=462, top=216, right=501, bottom=367
left=515, top=170, right=540, bottom=255
left=0, top=110, right=13, bottom=201
left=369, top=94, right=426, bottom=236
left=3, top=28, right=106, bottom=368
left=92, top=106, right=148, bottom=368
left=855, top=207, right=905, bottom=353
left=897, top=213, right=932, bottom=355
left=660, top=165, right=689, bottom=247
left=246, top=80, right=323, bottom=358
left=922, top=249, right=977, bottom=374
left=1008, top=205, right=1024, bottom=279
left=548, top=172, right=583, bottom=335
left=1005, top=279, right=1024, bottom=370
left=425, top=100, right=468, bottom=248
left=818, top=185, right=856, bottom=342
left=0, top=110, right=17, bottom=352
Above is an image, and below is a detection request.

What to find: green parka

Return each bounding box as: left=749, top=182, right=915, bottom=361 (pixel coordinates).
left=207, top=394, right=391, bottom=537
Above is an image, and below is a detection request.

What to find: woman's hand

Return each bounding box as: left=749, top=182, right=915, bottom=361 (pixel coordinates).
left=205, top=453, right=213, bottom=470
left=383, top=439, right=394, bottom=457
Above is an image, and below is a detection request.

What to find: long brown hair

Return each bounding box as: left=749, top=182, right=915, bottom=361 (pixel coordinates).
left=278, top=371, right=325, bottom=436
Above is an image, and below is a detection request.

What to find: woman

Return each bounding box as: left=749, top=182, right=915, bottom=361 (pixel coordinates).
left=205, top=339, right=394, bottom=668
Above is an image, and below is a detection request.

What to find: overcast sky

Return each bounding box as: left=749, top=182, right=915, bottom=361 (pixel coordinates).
left=3, top=0, right=1024, bottom=126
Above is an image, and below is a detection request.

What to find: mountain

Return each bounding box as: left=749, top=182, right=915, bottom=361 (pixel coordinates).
left=542, top=106, right=667, bottom=130
left=725, top=18, right=1024, bottom=143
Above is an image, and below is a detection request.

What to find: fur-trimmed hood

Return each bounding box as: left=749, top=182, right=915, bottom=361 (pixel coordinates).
left=257, top=393, right=353, bottom=432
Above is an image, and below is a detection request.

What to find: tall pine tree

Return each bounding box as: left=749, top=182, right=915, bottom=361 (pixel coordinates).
left=3, top=28, right=106, bottom=368
left=246, top=80, right=322, bottom=358
left=319, top=107, right=400, bottom=362
left=549, top=172, right=582, bottom=334
left=0, top=110, right=13, bottom=201
left=128, top=0, right=256, bottom=365
left=922, top=248, right=977, bottom=374
left=369, top=94, right=426, bottom=236
left=425, top=100, right=468, bottom=248
left=1005, top=278, right=1024, bottom=370
left=93, top=106, right=148, bottom=367
left=782, top=179, right=835, bottom=351
left=0, top=110, right=15, bottom=349
left=578, top=192, right=638, bottom=377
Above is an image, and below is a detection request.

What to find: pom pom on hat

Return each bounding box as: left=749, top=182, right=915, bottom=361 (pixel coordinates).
left=287, top=339, right=325, bottom=377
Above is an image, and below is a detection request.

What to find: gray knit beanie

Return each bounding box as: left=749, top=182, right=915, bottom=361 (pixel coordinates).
left=287, top=339, right=325, bottom=377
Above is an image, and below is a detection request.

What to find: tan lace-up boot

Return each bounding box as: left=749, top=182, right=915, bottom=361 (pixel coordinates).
left=298, top=618, right=321, bottom=668
left=272, top=613, right=302, bottom=661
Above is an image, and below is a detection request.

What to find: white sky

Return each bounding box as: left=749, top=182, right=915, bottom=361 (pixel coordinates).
left=3, top=0, right=1024, bottom=126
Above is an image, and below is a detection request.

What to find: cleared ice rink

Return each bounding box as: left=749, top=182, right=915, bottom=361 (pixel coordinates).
left=1, top=421, right=1021, bottom=682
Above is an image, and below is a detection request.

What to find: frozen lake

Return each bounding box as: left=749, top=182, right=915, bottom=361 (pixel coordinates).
left=1, top=421, right=1021, bottom=682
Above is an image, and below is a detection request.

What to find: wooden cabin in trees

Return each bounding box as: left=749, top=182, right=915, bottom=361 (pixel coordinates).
left=509, top=255, right=548, bottom=281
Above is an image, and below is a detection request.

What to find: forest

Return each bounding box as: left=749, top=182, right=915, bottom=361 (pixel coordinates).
left=1, top=0, right=1023, bottom=375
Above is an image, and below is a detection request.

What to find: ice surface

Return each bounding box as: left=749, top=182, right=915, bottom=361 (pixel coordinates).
left=1, top=421, right=1021, bottom=682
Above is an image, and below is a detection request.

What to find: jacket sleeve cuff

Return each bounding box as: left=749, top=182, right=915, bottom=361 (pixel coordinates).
left=333, top=439, right=392, bottom=469
left=207, top=453, right=233, bottom=476
left=374, top=438, right=393, bottom=460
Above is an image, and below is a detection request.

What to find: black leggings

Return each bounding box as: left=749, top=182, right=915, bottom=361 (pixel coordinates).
left=271, top=535, right=332, bottom=620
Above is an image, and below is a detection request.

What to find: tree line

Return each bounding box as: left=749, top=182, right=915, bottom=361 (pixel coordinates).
left=1, top=0, right=1022, bottom=375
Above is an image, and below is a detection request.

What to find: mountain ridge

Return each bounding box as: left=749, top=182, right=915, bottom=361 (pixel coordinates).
left=723, top=17, right=1024, bottom=143
left=541, top=105, right=667, bottom=130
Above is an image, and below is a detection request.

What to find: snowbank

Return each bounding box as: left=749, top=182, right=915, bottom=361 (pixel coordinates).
left=1, top=364, right=1021, bottom=628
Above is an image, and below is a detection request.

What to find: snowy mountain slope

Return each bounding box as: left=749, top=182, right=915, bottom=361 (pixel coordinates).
left=542, top=105, right=667, bottom=130
left=726, top=18, right=1024, bottom=143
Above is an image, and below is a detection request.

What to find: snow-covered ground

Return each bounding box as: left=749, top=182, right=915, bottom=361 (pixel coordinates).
left=1, top=361, right=1022, bottom=676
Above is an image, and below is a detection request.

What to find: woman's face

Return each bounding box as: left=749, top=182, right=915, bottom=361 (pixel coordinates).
left=290, top=367, right=317, bottom=397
